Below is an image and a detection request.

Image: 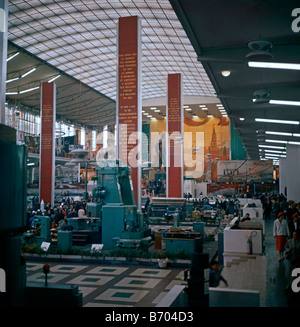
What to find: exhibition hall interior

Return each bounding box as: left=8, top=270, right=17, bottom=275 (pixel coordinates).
left=1, top=0, right=300, bottom=308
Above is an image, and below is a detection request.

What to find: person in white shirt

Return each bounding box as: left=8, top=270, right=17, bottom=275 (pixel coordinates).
left=273, top=212, right=290, bottom=262
left=78, top=206, right=85, bottom=217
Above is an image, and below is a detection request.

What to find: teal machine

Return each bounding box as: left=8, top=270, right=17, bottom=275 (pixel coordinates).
left=90, top=160, right=151, bottom=249
left=0, top=125, right=82, bottom=307
left=0, top=125, right=27, bottom=307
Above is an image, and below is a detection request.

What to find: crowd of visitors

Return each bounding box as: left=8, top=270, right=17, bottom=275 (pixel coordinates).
left=27, top=195, right=88, bottom=230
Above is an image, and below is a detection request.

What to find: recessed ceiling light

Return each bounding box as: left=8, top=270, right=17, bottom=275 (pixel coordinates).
left=239, top=118, right=245, bottom=121
left=221, top=70, right=231, bottom=77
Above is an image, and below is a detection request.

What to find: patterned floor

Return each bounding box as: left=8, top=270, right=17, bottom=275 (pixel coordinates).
left=26, top=261, right=188, bottom=307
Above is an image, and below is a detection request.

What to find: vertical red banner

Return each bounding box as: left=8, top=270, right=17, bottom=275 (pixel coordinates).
left=39, top=82, right=56, bottom=206
left=117, top=16, right=141, bottom=208
left=167, top=73, right=183, bottom=198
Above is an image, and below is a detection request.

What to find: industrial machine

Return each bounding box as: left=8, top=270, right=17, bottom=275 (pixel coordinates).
left=23, top=215, right=51, bottom=247
left=0, top=124, right=27, bottom=307
left=148, top=197, right=186, bottom=223
left=88, top=160, right=152, bottom=249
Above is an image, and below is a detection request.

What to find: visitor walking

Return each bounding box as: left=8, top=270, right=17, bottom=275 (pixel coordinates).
left=273, top=212, right=290, bottom=262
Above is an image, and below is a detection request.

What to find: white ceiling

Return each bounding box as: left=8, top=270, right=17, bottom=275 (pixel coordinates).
left=8, top=0, right=217, bottom=102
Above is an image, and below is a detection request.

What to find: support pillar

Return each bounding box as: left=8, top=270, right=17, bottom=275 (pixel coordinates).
left=117, top=16, right=142, bottom=209
left=39, top=82, right=56, bottom=207
left=166, top=73, right=183, bottom=198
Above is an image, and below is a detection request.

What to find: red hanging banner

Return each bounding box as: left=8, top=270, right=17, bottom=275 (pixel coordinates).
left=117, top=16, right=141, bottom=208
left=39, top=82, right=56, bottom=206
left=167, top=73, right=183, bottom=198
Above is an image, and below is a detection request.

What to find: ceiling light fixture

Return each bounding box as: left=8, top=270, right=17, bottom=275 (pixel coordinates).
left=255, top=118, right=299, bottom=125
left=239, top=118, right=245, bottom=121
left=246, top=40, right=273, bottom=61
left=48, top=75, right=61, bottom=83
left=5, top=91, right=18, bottom=95
left=265, top=157, right=279, bottom=160
left=6, top=52, right=20, bottom=62
left=265, top=131, right=292, bottom=136
left=6, top=77, right=20, bottom=84
left=258, top=145, right=286, bottom=149
left=269, top=99, right=300, bottom=106
left=221, top=70, right=231, bottom=77
left=19, top=86, right=40, bottom=94
left=21, top=67, right=37, bottom=78
left=248, top=61, right=300, bottom=70
left=266, top=139, right=288, bottom=144
left=263, top=150, right=286, bottom=154
left=253, top=89, right=270, bottom=103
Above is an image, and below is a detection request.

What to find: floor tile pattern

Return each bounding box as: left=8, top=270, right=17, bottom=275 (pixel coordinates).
left=26, top=262, right=187, bottom=307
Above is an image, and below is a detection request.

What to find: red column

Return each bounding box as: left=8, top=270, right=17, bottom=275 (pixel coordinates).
left=117, top=16, right=142, bottom=208
left=167, top=73, right=183, bottom=198
left=39, top=82, right=56, bottom=206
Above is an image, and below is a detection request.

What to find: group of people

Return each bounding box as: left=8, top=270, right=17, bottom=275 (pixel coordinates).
left=209, top=193, right=300, bottom=290
left=26, top=196, right=88, bottom=230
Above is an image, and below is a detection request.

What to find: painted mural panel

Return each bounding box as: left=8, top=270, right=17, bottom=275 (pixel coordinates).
left=184, top=117, right=230, bottom=181
left=217, top=159, right=274, bottom=183
left=150, top=116, right=230, bottom=181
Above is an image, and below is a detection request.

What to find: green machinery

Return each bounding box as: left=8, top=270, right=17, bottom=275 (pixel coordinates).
left=0, top=125, right=82, bottom=307
left=0, top=125, right=27, bottom=306
left=24, top=216, right=51, bottom=247
left=89, top=160, right=151, bottom=249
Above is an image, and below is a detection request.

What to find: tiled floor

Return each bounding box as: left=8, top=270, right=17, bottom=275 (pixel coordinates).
left=26, top=262, right=188, bottom=307
left=25, top=219, right=296, bottom=307
left=220, top=256, right=267, bottom=306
